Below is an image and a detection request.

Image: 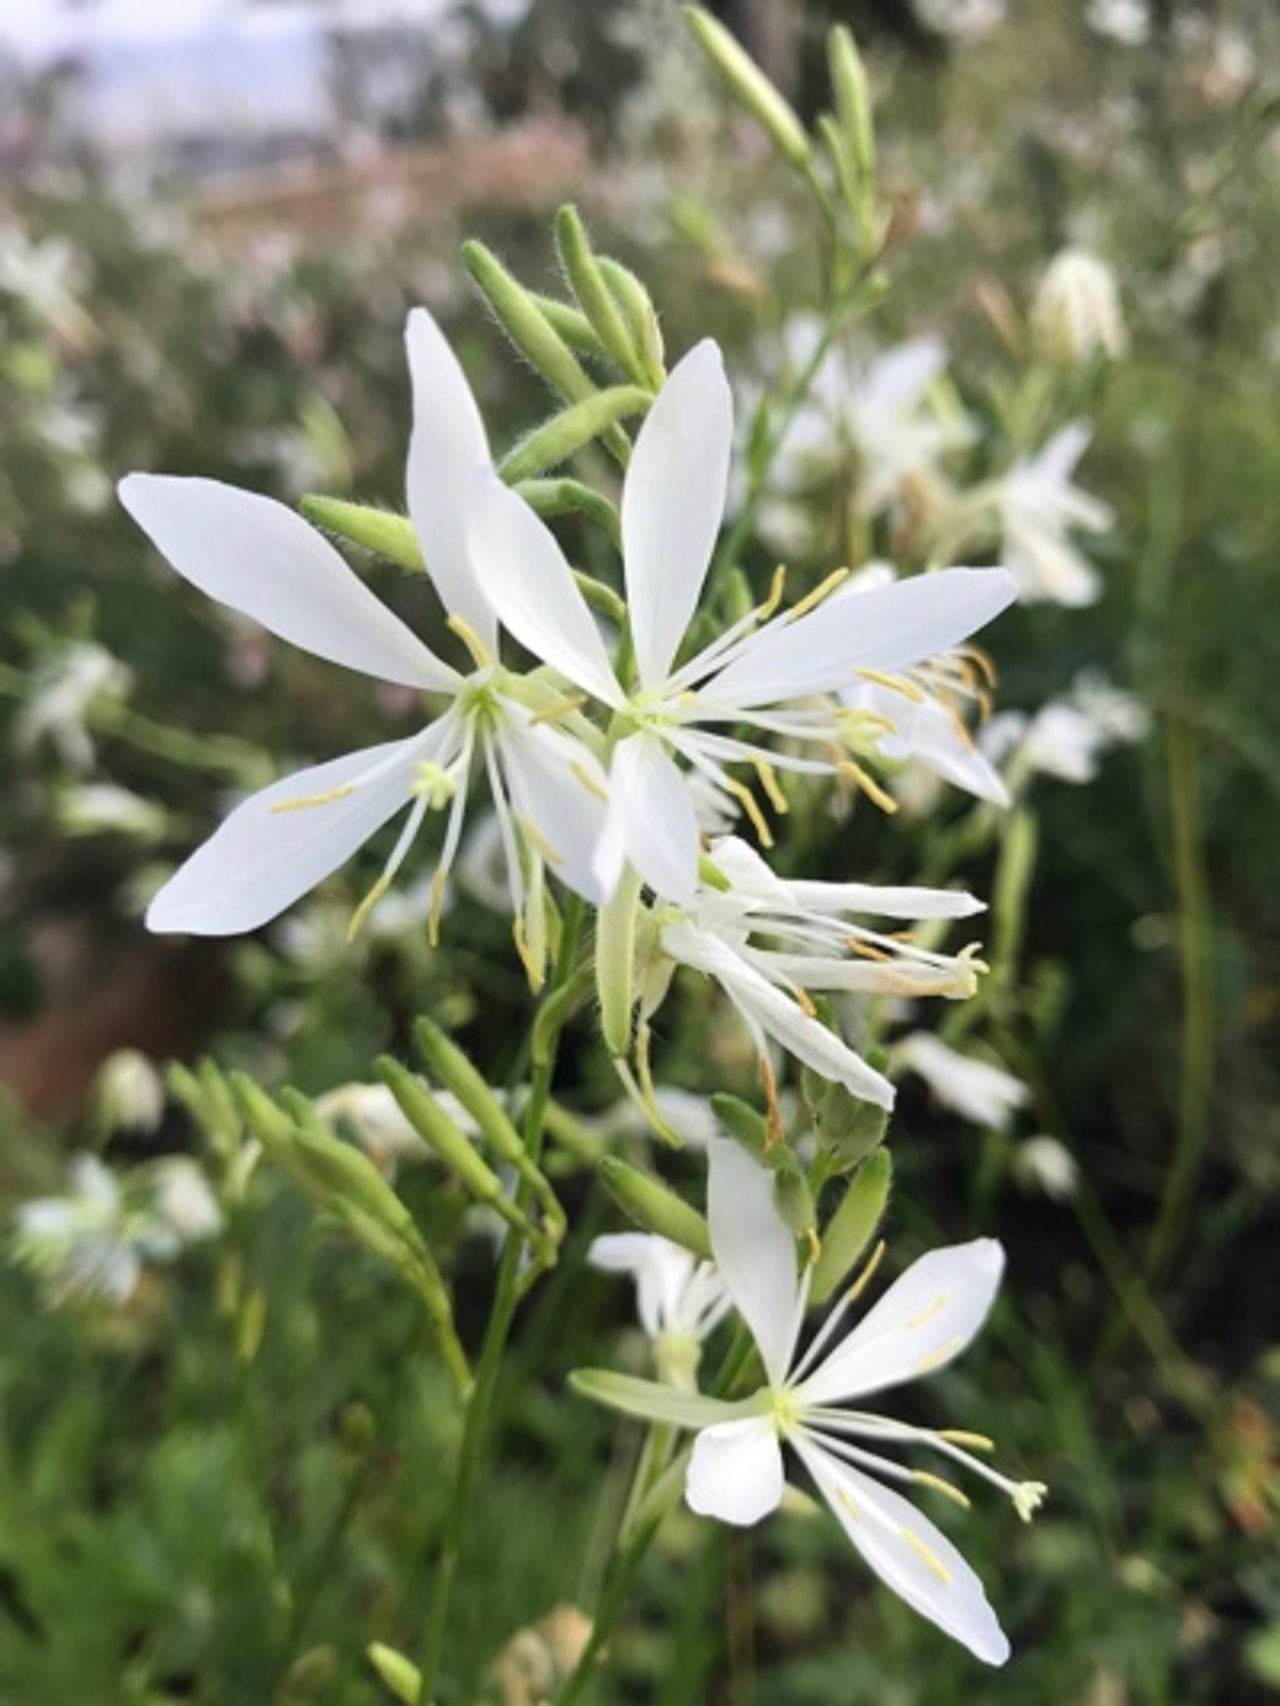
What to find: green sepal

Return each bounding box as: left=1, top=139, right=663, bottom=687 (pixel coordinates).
left=810, top=1148, right=892, bottom=1306
left=499, top=385, right=651, bottom=484
left=598, top=1156, right=712, bottom=1260
left=299, top=496, right=424, bottom=573
left=570, top=1367, right=747, bottom=1430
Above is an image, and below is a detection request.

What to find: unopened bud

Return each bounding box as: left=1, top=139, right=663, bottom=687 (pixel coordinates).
left=300, top=496, right=423, bottom=573
left=1031, top=248, right=1127, bottom=367
left=685, top=7, right=811, bottom=171
left=810, top=1149, right=892, bottom=1304
left=367, top=1643, right=421, bottom=1705
left=598, top=1156, right=712, bottom=1260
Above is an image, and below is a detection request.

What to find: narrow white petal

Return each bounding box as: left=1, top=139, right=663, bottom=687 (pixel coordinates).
left=623, top=340, right=732, bottom=687
left=146, top=737, right=426, bottom=936
left=588, top=1233, right=696, bottom=1340
left=779, top=877, right=984, bottom=920
left=793, top=1436, right=1010, bottom=1665
left=706, top=1138, right=803, bottom=1386
left=494, top=703, right=615, bottom=904
left=687, top=1416, right=785, bottom=1526
left=708, top=568, right=1016, bottom=709
left=607, top=732, right=701, bottom=904
left=664, top=924, right=896, bottom=1110
left=466, top=477, right=621, bottom=704
left=404, top=307, right=498, bottom=650
left=799, top=1240, right=1004, bottom=1407
left=119, top=474, right=453, bottom=692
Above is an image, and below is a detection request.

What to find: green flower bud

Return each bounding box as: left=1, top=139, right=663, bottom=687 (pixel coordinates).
left=598, top=1156, right=712, bottom=1260
left=597, top=257, right=666, bottom=388
left=299, top=496, right=423, bottom=573
left=709, top=1091, right=770, bottom=1160
left=686, top=7, right=811, bottom=171
left=367, top=1643, right=421, bottom=1705
left=498, top=385, right=652, bottom=484
left=597, top=867, right=645, bottom=1060
left=555, top=204, right=651, bottom=384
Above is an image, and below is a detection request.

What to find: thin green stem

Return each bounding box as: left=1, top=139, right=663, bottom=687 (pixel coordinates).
left=555, top=1518, right=659, bottom=1706
left=413, top=895, right=587, bottom=1706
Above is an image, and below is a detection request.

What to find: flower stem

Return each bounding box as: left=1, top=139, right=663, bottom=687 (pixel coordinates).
left=413, top=895, right=587, bottom=1705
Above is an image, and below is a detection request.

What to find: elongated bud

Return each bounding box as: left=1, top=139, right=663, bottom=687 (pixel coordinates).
left=463, top=239, right=597, bottom=406
left=413, top=1019, right=524, bottom=1168
left=772, top=1158, right=816, bottom=1239
left=514, top=479, right=622, bottom=551
left=829, top=25, right=875, bottom=205
left=555, top=205, right=651, bottom=385
left=1030, top=247, right=1127, bottom=367
left=300, top=496, right=423, bottom=573
left=598, top=1156, right=711, bottom=1260
left=598, top=867, right=645, bottom=1059
left=597, top=257, right=666, bottom=388
left=686, top=7, right=810, bottom=170
left=810, top=1149, right=892, bottom=1304
left=527, top=290, right=606, bottom=355
left=377, top=1055, right=506, bottom=1205
left=499, top=385, right=652, bottom=484
left=709, top=1091, right=770, bottom=1160
left=367, top=1643, right=421, bottom=1705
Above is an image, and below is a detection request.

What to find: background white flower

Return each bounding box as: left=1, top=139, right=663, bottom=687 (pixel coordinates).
left=998, top=424, right=1113, bottom=607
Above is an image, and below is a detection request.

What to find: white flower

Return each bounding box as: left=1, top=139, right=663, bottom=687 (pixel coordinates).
left=121, top=307, right=614, bottom=940
left=149, top=1158, right=223, bottom=1241
left=1085, top=0, right=1151, bottom=45
left=982, top=673, right=1149, bottom=787
left=1012, top=1136, right=1080, bottom=1202
left=998, top=425, right=1113, bottom=607
left=895, top=1032, right=1028, bottom=1130
left=1031, top=249, right=1127, bottom=366
left=576, top=1141, right=1045, bottom=1663
left=14, top=640, right=132, bottom=772
left=653, top=837, right=987, bottom=1111
left=470, top=340, right=1013, bottom=903
left=913, top=0, right=1008, bottom=42
left=589, top=1233, right=731, bottom=1387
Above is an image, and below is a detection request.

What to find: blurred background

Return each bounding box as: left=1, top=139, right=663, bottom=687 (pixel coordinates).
left=0, top=2, right=1277, bottom=1702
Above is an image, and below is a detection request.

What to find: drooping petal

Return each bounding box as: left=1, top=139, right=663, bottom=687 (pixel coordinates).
left=664, top=924, right=896, bottom=1110
left=706, top=1138, right=803, bottom=1385
left=792, top=1435, right=1010, bottom=1665
left=707, top=568, right=1015, bottom=710
left=588, top=1233, right=697, bottom=1340
left=686, top=1416, right=785, bottom=1526
left=404, top=306, right=498, bottom=651
left=146, top=735, right=430, bottom=936
left=465, top=476, right=621, bottom=705
left=493, top=701, right=617, bottom=904
left=119, top=475, right=454, bottom=693
left=605, top=731, right=702, bottom=904
left=623, top=340, right=733, bottom=688
left=798, top=1239, right=1004, bottom=1407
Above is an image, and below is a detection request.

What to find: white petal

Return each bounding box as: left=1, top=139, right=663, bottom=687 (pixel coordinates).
left=623, top=340, right=732, bottom=688
left=493, top=703, right=615, bottom=904
left=465, top=476, right=621, bottom=704
left=783, top=876, right=984, bottom=920
left=404, top=307, right=498, bottom=650
left=686, top=1416, right=785, bottom=1526
left=587, top=1233, right=696, bottom=1341
left=606, top=732, right=701, bottom=904
left=706, top=1138, right=802, bottom=1386
left=799, top=1239, right=1004, bottom=1407
left=708, top=568, right=1015, bottom=709
left=793, top=1436, right=1010, bottom=1665
left=146, top=737, right=425, bottom=936
left=119, top=475, right=453, bottom=692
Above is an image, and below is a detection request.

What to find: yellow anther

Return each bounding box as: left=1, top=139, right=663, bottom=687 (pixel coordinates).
left=846, top=1239, right=885, bottom=1306
left=570, top=759, right=608, bottom=804
left=836, top=759, right=899, bottom=815
left=939, top=1430, right=994, bottom=1452
left=786, top=566, right=850, bottom=621
left=427, top=868, right=447, bottom=947
left=899, top=1526, right=952, bottom=1584
left=902, top=1293, right=948, bottom=1332
left=412, top=761, right=458, bottom=808
left=347, top=871, right=392, bottom=941
left=726, top=777, right=774, bottom=846
left=447, top=613, right=494, bottom=671
left=752, top=756, right=789, bottom=815
left=792, top=984, right=817, bottom=1018
left=805, top=1226, right=821, bottom=1265
left=756, top=563, right=788, bottom=623
left=845, top=937, right=893, bottom=962
left=512, top=915, right=546, bottom=992
left=855, top=667, right=925, bottom=703
left=911, top=1470, right=971, bottom=1510
left=519, top=814, right=562, bottom=869
left=759, top=1057, right=784, bottom=1149
left=529, top=692, right=588, bottom=727
left=270, top=782, right=357, bottom=814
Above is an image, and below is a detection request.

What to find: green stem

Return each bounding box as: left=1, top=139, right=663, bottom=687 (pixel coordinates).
left=555, top=1518, right=659, bottom=1706
left=413, top=895, right=587, bottom=1706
